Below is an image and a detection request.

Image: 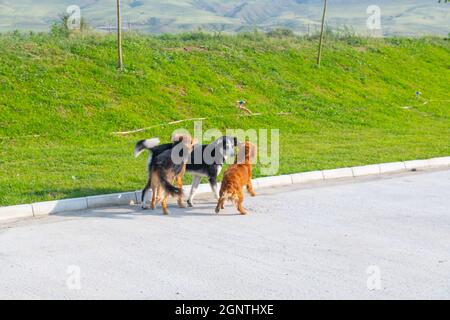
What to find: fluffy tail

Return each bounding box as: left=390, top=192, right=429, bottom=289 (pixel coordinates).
left=159, top=174, right=183, bottom=197
left=134, top=138, right=160, bottom=158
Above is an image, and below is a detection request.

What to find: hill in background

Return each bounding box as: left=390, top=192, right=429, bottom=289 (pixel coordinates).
left=0, top=0, right=449, bottom=36
left=0, top=32, right=449, bottom=205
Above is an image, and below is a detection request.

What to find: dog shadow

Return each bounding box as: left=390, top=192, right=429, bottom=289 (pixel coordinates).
left=54, top=201, right=241, bottom=220
left=155, top=203, right=243, bottom=218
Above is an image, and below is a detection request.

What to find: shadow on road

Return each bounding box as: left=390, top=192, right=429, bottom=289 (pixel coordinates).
left=53, top=200, right=241, bottom=220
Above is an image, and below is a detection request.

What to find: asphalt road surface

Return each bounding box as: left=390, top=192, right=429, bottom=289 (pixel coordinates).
left=1, top=169, right=449, bottom=299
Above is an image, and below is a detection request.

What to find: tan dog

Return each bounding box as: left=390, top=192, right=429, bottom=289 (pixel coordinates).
left=215, top=142, right=257, bottom=215
left=137, top=134, right=195, bottom=211
left=148, top=135, right=195, bottom=215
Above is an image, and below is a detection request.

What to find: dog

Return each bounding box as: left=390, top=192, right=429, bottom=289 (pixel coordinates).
left=135, top=135, right=237, bottom=208
left=145, top=135, right=195, bottom=215
left=135, top=134, right=192, bottom=210
left=215, top=141, right=257, bottom=215
left=184, top=136, right=238, bottom=207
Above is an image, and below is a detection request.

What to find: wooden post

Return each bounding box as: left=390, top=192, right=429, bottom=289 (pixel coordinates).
left=116, top=0, right=124, bottom=70
left=317, top=0, right=327, bottom=67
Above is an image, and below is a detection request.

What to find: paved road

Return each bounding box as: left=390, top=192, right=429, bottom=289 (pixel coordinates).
left=1, top=169, right=449, bottom=299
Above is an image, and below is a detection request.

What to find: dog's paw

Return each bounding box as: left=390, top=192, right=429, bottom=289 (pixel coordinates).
left=187, top=200, right=194, bottom=207
left=215, top=207, right=220, bottom=214
left=238, top=208, right=248, bottom=215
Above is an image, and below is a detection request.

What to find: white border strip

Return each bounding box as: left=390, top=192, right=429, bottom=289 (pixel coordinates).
left=1, top=156, right=449, bottom=222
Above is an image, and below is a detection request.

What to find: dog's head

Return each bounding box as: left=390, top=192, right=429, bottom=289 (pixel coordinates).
left=236, top=141, right=257, bottom=164
left=216, top=136, right=238, bottom=159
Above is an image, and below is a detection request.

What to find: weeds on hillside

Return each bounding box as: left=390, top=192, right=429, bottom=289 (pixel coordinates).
left=0, top=30, right=448, bottom=205
left=50, top=14, right=90, bottom=37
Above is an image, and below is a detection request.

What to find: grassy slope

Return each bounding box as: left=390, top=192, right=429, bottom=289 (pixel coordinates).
left=0, top=32, right=449, bottom=206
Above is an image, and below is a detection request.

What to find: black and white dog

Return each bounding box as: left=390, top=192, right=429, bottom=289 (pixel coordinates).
left=135, top=135, right=237, bottom=207
left=186, top=136, right=237, bottom=206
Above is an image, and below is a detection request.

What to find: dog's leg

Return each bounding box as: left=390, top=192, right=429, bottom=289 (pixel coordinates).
left=209, top=176, right=220, bottom=200
left=246, top=180, right=257, bottom=197
left=156, top=185, right=163, bottom=203
left=215, top=196, right=226, bottom=214
left=187, top=175, right=201, bottom=207
left=176, top=176, right=186, bottom=208
left=142, top=176, right=152, bottom=209
left=151, top=185, right=157, bottom=210
left=235, top=192, right=247, bottom=215
left=153, top=186, right=164, bottom=209
left=161, top=192, right=170, bottom=215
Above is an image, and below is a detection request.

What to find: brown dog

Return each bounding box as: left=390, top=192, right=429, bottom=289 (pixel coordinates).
left=215, top=142, right=257, bottom=215
left=148, top=134, right=195, bottom=215
left=138, top=134, right=193, bottom=210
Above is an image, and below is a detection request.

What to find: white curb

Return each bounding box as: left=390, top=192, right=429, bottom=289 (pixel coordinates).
left=351, top=164, right=381, bottom=177
left=428, top=156, right=450, bottom=167
left=291, top=171, right=324, bottom=184
left=379, top=161, right=406, bottom=173
left=404, top=159, right=430, bottom=170
left=86, top=192, right=137, bottom=209
left=255, top=175, right=293, bottom=188
left=1, top=156, right=449, bottom=222
left=134, top=190, right=143, bottom=204
left=33, top=198, right=88, bottom=216
left=0, top=204, right=34, bottom=222
left=322, top=168, right=354, bottom=180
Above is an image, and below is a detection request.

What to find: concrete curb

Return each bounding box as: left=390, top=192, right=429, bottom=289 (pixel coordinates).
left=379, top=161, right=406, bottom=174
left=33, top=198, right=88, bottom=217
left=256, top=175, right=293, bottom=188
left=322, top=168, right=354, bottom=180
left=428, top=156, right=450, bottom=167
left=1, top=156, right=449, bottom=222
left=86, top=192, right=137, bottom=209
left=404, top=159, right=430, bottom=170
left=291, top=171, right=324, bottom=184
left=0, top=204, right=34, bottom=222
left=351, top=164, right=381, bottom=177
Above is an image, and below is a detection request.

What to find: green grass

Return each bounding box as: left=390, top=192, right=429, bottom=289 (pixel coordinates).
left=0, top=31, right=449, bottom=206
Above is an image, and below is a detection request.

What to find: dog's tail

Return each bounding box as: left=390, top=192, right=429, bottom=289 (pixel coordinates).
left=134, top=138, right=161, bottom=158
left=159, top=174, right=183, bottom=197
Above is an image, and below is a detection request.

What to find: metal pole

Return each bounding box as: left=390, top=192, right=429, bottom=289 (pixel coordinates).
left=116, top=0, right=124, bottom=70
left=317, top=0, right=327, bottom=67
